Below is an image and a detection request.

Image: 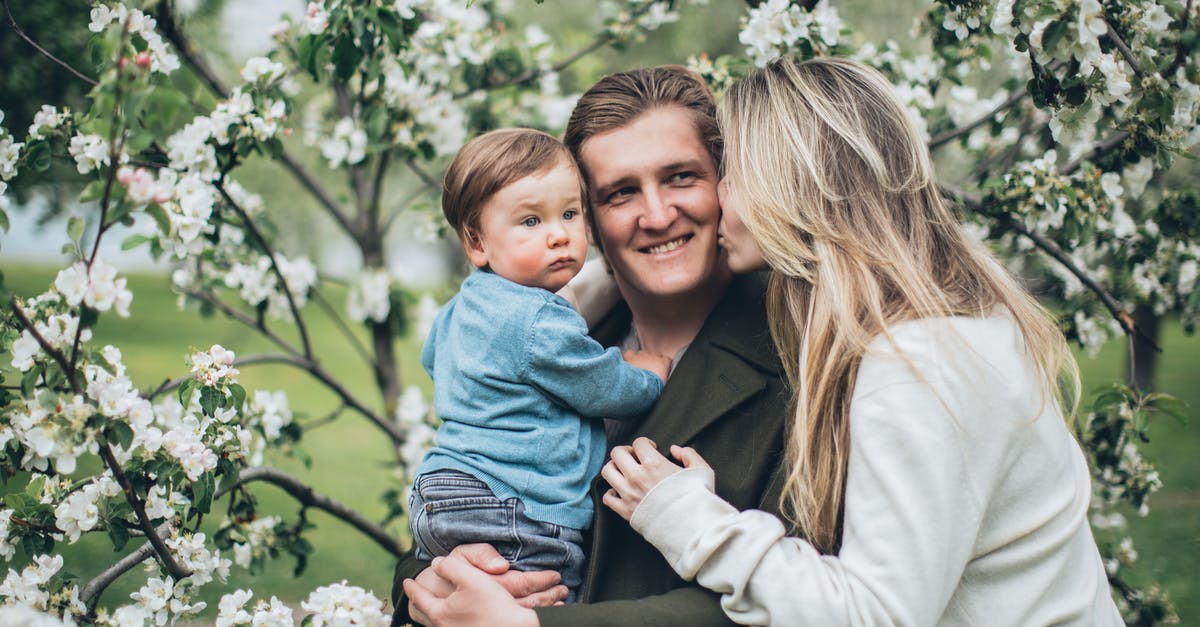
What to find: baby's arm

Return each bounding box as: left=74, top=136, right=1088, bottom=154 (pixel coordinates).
left=623, top=349, right=671, bottom=383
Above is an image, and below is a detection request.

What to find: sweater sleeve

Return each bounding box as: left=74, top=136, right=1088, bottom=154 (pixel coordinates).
left=522, top=299, right=663, bottom=420
left=629, top=363, right=988, bottom=626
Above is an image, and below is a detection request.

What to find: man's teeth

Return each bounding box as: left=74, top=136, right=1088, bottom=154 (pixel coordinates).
left=646, top=237, right=688, bottom=254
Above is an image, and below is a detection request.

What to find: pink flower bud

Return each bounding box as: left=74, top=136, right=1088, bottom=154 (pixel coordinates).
left=135, top=52, right=152, bottom=69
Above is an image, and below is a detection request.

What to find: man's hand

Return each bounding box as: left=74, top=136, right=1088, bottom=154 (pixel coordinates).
left=406, top=544, right=566, bottom=625
left=405, top=554, right=544, bottom=627
left=623, top=349, right=672, bottom=383
left=601, top=437, right=711, bottom=521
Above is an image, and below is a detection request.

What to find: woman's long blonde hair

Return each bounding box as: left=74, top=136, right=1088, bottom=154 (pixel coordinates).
left=719, top=57, right=1080, bottom=554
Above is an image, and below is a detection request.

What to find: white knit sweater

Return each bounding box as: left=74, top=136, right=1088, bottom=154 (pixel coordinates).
left=630, top=315, right=1121, bottom=626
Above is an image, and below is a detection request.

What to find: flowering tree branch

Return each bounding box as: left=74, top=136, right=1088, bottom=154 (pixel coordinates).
left=1104, top=20, right=1145, bottom=79
left=8, top=298, right=78, bottom=392
left=941, top=183, right=1158, bottom=351
left=79, top=525, right=171, bottom=606
left=153, top=2, right=357, bottom=239
left=98, top=444, right=192, bottom=581
left=929, top=86, right=1029, bottom=150
left=1061, top=130, right=1132, bottom=176
left=214, top=178, right=314, bottom=359
left=1, top=0, right=98, bottom=86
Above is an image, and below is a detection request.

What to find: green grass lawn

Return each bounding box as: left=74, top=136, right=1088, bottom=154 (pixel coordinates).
left=2, top=262, right=1198, bottom=621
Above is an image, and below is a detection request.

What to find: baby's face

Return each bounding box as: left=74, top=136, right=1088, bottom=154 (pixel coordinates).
left=466, top=158, right=589, bottom=292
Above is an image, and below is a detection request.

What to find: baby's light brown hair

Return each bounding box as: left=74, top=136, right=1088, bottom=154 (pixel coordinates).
left=442, top=128, right=576, bottom=243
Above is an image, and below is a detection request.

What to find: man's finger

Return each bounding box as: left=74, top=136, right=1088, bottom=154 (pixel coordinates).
left=433, top=553, right=487, bottom=588
left=451, top=543, right=510, bottom=574
left=494, top=567, right=562, bottom=598
left=512, top=584, right=569, bottom=608
left=403, top=578, right=441, bottom=625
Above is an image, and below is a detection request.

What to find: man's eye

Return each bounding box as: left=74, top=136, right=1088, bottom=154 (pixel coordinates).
left=668, top=171, right=696, bottom=184
left=522, top=216, right=540, bottom=227
left=605, top=187, right=636, bottom=204
left=563, top=209, right=579, bottom=220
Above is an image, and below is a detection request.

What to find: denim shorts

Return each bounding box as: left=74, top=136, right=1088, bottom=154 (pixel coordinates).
left=408, top=469, right=586, bottom=601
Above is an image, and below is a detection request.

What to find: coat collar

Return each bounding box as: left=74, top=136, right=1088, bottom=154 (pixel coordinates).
left=592, top=273, right=783, bottom=446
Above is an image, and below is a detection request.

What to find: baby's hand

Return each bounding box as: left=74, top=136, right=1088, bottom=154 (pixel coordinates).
left=623, top=349, right=671, bottom=383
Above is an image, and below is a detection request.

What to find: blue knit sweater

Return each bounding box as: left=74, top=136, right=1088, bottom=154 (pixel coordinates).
left=415, top=269, right=663, bottom=529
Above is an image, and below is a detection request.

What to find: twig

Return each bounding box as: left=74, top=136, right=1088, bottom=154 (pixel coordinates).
left=186, top=288, right=305, bottom=359
left=303, top=402, right=348, bottom=431
left=940, top=184, right=1160, bottom=352
left=1061, top=131, right=1131, bottom=175
left=406, top=158, right=440, bottom=190
left=99, top=443, right=191, bottom=580
left=1104, top=19, right=1145, bottom=79
left=214, top=179, right=314, bottom=359
left=452, top=0, right=661, bottom=98
left=228, top=466, right=404, bottom=556
left=230, top=353, right=402, bottom=443
left=79, top=527, right=168, bottom=606
left=309, top=286, right=377, bottom=367
left=2, top=0, right=98, bottom=86
left=9, top=298, right=79, bottom=393
left=929, top=85, right=1029, bottom=150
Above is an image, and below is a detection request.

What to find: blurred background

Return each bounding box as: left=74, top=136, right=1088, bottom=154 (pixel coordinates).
left=1, top=0, right=1196, bottom=621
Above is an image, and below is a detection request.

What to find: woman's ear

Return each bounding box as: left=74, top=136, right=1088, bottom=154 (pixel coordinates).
left=462, top=229, right=489, bottom=269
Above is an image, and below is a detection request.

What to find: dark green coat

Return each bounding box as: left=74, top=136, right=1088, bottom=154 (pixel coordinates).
left=391, top=273, right=789, bottom=626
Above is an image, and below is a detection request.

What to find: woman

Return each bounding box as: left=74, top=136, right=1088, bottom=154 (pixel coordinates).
left=601, top=57, right=1121, bottom=626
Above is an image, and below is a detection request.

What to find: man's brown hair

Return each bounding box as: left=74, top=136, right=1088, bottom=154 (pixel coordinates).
left=562, top=65, right=721, bottom=252
left=442, top=128, right=574, bottom=242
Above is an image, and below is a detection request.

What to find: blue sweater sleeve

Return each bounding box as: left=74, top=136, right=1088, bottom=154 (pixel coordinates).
left=522, top=299, right=663, bottom=420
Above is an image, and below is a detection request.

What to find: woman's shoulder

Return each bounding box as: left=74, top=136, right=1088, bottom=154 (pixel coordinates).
left=856, top=312, right=1034, bottom=400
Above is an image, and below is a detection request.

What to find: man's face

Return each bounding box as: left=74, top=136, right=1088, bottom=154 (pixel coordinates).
left=579, top=106, right=727, bottom=304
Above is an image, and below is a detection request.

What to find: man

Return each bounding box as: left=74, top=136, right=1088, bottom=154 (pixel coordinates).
left=391, top=66, right=789, bottom=627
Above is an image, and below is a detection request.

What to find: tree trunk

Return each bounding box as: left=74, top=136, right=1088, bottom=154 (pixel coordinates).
left=1125, top=305, right=1160, bottom=391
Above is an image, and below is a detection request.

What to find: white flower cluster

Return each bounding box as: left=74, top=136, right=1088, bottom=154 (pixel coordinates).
left=191, top=344, right=239, bottom=388
left=103, top=576, right=205, bottom=627
left=4, top=390, right=97, bottom=473
left=67, top=134, right=110, bottom=175
left=167, top=88, right=288, bottom=182
left=217, top=589, right=294, bottom=627
left=249, top=390, right=293, bottom=441
left=346, top=268, right=393, bottom=323
left=229, top=515, right=281, bottom=569
left=0, top=554, right=83, bottom=623
left=739, top=0, right=843, bottom=66
left=300, top=581, right=391, bottom=626
left=9, top=305, right=91, bottom=373
left=116, top=166, right=174, bottom=206
left=166, top=531, right=231, bottom=586
left=28, top=105, right=69, bottom=140
left=54, top=257, right=134, bottom=317
left=241, top=57, right=287, bottom=84
left=88, top=3, right=180, bottom=74
left=301, top=2, right=330, bottom=35
left=321, top=118, right=368, bottom=168
left=514, top=25, right=581, bottom=131
left=54, top=474, right=121, bottom=543
left=0, top=111, right=19, bottom=202
left=0, top=509, right=14, bottom=560
left=395, top=385, right=435, bottom=493
left=223, top=254, right=318, bottom=319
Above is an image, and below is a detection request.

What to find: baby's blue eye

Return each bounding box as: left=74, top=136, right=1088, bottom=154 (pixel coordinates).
left=563, top=209, right=578, bottom=221
left=522, top=216, right=540, bottom=227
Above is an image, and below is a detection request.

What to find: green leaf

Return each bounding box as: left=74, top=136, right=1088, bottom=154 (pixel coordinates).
left=193, top=471, right=215, bottom=514
left=145, top=202, right=172, bottom=235
left=0, top=208, right=9, bottom=232
left=199, top=385, right=221, bottom=416
left=178, top=377, right=196, bottom=406
left=108, top=520, right=130, bottom=551
left=107, top=421, right=134, bottom=450
left=27, top=142, right=52, bottom=173
left=229, top=383, right=247, bottom=411
left=333, top=37, right=363, bottom=81
left=67, top=216, right=85, bottom=243
left=21, top=363, right=43, bottom=397
left=121, top=234, right=154, bottom=251
left=79, top=180, right=107, bottom=203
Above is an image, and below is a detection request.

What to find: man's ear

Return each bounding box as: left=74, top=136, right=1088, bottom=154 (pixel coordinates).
left=462, top=228, right=489, bottom=269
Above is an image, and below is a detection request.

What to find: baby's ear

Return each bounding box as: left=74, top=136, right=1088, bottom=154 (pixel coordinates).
left=462, top=229, right=489, bottom=269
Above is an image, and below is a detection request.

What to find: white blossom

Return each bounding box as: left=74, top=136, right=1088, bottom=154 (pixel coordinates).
left=300, top=581, right=390, bottom=626
left=1141, top=4, right=1173, bottom=31
left=302, top=2, right=329, bottom=35
left=28, top=105, right=67, bottom=140
left=1, top=135, right=24, bottom=180
left=321, top=118, right=368, bottom=168
left=68, top=134, right=110, bottom=175
left=347, top=269, right=392, bottom=323
left=250, top=390, right=292, bottom=440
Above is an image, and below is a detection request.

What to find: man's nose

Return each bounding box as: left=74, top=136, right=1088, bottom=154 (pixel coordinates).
left=638, top=188, right=678, bottom=231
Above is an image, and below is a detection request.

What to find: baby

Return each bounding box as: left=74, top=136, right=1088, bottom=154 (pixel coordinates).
left=408, top=128, right=669, bottom=601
